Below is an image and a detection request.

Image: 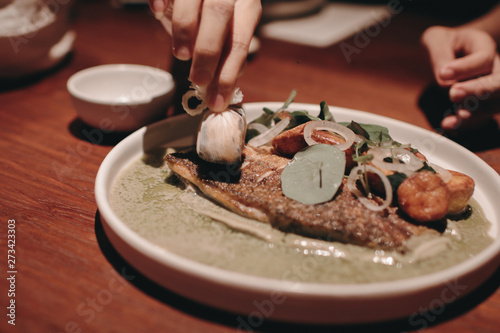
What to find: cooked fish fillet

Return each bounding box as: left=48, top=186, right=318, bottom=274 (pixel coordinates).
left=164, top=146, right=438, bottom=251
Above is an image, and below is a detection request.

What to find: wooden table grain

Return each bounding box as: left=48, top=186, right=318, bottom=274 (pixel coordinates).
left=1, top=2, right=500, bottom=333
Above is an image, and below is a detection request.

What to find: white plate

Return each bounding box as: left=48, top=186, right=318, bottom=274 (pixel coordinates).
left=95, top=102, right=500, bottom=324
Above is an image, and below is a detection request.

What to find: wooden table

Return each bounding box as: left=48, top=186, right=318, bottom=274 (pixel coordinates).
left=1, top=2, right=499, bottom=333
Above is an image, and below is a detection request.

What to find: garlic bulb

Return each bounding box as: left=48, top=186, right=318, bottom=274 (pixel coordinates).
left=196, top=107, right=247, bottom=164
left=181, top=83, right=246, bottom=164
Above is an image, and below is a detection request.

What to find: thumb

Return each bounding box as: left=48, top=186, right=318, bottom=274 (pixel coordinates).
left=449, top=72, right=500, bottom=103
left=441, top=48, right=495, bottom=84
left=438, top=28, right=496, bottom=83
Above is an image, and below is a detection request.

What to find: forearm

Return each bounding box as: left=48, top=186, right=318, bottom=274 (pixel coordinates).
left=462, top=3, right=500, bottom=43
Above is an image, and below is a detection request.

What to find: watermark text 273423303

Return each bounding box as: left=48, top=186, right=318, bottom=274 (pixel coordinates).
left=7, top=219, right=17, bottom=326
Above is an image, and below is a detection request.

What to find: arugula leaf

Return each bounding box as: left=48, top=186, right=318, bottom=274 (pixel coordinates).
left=289, top=110, right=320, bottom=126
left=250, top=90, right=297, bottom=128
left=251, top=110, right=276, bottom=127
left=281, top=145, right=346, bottom=205
left=319, top=101, right=334, bottom=122
left=361, top=123, right=392, bottom=142
left=339, top=121, right=392, bottom=143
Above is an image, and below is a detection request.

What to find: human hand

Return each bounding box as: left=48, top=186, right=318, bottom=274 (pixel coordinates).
left=421, top=26, right=500, bottom=131
left=149, top=0, right=262, bottom=112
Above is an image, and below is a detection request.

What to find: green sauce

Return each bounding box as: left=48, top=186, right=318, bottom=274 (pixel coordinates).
left=109, top=151, right=493, bottom=284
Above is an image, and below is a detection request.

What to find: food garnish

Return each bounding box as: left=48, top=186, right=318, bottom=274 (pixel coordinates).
left=248, top=91, right=475, bottom=222
left=303, top=120, right=356, bottom=150
left=182, top=83, right=246, bottom=164
left=164, top=91, right=476, bottom=254
left=281, top=144, right=346, bottom=205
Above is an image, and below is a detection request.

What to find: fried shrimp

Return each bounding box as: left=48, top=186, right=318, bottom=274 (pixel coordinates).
left=397, top=171, right=450, bottom=222
left=446, top=170, right=475, bottom=215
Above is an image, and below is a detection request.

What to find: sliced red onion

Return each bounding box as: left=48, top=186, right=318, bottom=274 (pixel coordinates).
left=354, top=135, right=365, bottom=144
left=429, top=163, right=452, bottom=183
left=182, top=89, right=207, bottom=116
left=181, top=84, right=243, bottom=116
left=347, top=165, right=393, bottom=211
left=379, top=140, right=394, bottom=148
left=248, top=117, right=290, bottom=147
left=303, top=120, right=355, bottom=151
left=369, top=147, right=424, bottom=173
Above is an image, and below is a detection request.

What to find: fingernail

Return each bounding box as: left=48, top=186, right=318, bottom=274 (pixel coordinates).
left=457, top=109, right=472, bottom=120
left=152, top=0, right=165, bottom=18
left=154, top=11, right=164, bottom=20
left=441, top=116, right=459, bottom=131
left=449, top=87, right=466, bottom=101
left=440, top=66, right=454, bottom=79
left=210, top=94, right=227, bottom=112
left=174, top=46, right=191, bottom=61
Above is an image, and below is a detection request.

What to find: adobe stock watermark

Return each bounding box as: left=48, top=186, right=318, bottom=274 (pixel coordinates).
left=52, top=65, right=167, bottom=182
left=55, top=267, right=136, bottom=333
left=339, top=0, right=412, bottom=64
left=236, top=255, right=321, bottom=332
left=410, top=126, right=450, bottom=159
left=404, top=279, right=468, bottom=332
left=208, top=162, right=242, bottom=182
left=235, top=261, right=468, bottom=332
left=8, top=0, right=72, bottom=54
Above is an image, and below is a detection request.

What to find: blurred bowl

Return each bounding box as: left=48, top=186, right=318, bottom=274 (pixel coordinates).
left=0, top=1, right=74, bottom=79
left=67, top=64, right=175, bottom=132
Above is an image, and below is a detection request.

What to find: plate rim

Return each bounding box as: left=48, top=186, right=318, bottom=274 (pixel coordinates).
left=95, top=102, right=500, bottom=319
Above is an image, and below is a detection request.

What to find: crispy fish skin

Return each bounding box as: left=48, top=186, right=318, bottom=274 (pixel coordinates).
left=164, top=146, right=437, bottom=251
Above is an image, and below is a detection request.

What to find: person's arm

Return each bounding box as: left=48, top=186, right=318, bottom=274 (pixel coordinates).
left=462, top=4, right=500, bottom=43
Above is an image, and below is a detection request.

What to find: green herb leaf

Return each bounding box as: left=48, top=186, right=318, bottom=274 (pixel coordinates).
left=387, top=172, right=407, bottom=194
left=319, top=101, right=334, bottom=122
left=289, top=110, right=320, bottom=125
left=339, top=121, right=392, bottom=143
left=347, top=121, right=369, bottom=139
left=362, top=123, right=392, bottom=143
left=252, top=110, right=276, bottom=127
left=282, top=89, right=297, bottom=110
left=353, top=154, right=373, bottom=163
left=251, top=90, right=297, bottom=128
left=353, top=140, right=368, bottom=159
left=418, top=162, right=436, bottom=173
left=281, top=144, right=346, bottom=205
left=245, top=128, right=261, bottom=142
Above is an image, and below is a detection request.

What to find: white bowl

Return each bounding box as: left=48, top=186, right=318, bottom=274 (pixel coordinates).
left=0, top=2, right=74, bottom=78
left=67, top=64, right=175, bottom=132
